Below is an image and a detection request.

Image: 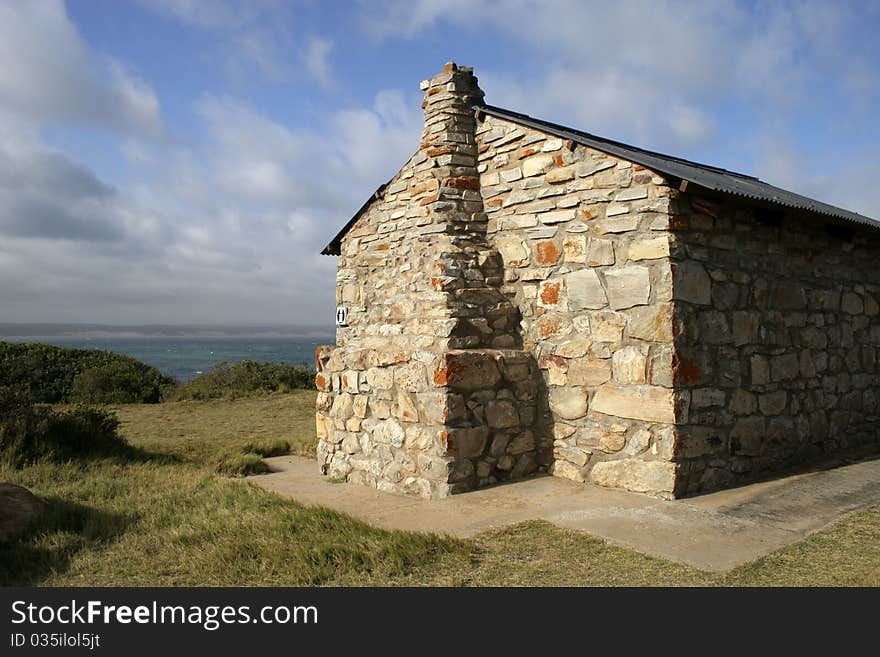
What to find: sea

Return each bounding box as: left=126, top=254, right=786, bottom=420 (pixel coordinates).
left=1, top=336, right=333, bottom=382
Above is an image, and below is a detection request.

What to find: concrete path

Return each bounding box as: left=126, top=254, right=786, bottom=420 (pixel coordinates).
left=248, top=455, right=880, bottom=572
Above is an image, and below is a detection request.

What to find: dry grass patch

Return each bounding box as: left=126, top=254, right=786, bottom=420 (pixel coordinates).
left=111, top=391, right=317, bottom=461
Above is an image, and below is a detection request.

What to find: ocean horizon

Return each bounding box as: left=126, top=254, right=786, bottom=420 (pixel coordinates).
left=1, top=334, right=334, bottom=382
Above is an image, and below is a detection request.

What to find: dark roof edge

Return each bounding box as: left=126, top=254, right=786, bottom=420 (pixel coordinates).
left=321, top=182, right=389, bottom=256
left=479, top=104, right=880, bottom=230
left=323, top=104, right=879, bottom=255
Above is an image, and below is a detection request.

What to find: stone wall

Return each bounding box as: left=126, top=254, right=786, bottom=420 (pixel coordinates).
left=670, top=195, right=880, bottom=494
left=315, top=345, right=545, bottom=497
left=315, top=64, right=548, bottom=498
left=476, top=114, right=681, bottom=496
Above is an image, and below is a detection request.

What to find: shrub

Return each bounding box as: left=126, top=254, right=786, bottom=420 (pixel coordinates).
left=70, top=362, right=170, bottom=404
left=215, top=452, right=270, bottom=477
left=0, top=342, right=174, bottom=405
left=0, top=404, right=128, bottom=467
left=0, top=387, right=30, bottom=417
left=240, top=439, right=290, bottom=458
left=168, top=360, right=315, bottom=400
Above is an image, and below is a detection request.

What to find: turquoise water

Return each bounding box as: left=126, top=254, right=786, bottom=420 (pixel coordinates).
left=2, top=336, right=333, bottom=382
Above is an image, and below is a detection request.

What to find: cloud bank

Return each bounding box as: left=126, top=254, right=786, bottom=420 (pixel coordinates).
left=0, top=0, right=876, bottom=327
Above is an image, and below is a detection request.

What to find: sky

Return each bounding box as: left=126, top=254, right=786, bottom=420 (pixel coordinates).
left=0, top=0, right=878, bottom=329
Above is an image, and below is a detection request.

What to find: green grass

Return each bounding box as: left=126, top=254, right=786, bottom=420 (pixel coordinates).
left=215, top=452, right=270, bottom=477
left=400, top=511, right=880, bottom=586
left=1, top=390, right=878, bottom=586
left=0, top=459, right=463, bottom=586
left=0, top=393, right=463, bottom=585
left=111, top=391, right=317, bottom=462
left=727, top=507, right=880, bottom=586
left=240, top=438, right=290, bottom=458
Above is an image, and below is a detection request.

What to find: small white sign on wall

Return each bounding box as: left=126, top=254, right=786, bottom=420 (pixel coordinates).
left=335, top=306, right=348, bottom=327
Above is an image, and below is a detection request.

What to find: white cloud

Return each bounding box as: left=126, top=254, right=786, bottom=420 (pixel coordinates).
left=480, top=67, right=715, bottom=152
left=304, top=37, right=334, bottom=88
left=229, top=28, right=289, bottom=82
left=139, top=0, right=293, bottom=85
left=0, top=82, right=420, bottom=325
left=751, top=132, right=880, bottom=220
left=193, top=96, right=309, bottom=205
left=360, top=0, right=476, bottom=39
left=363, top=1, right=877, bottom=155
left=135, top=0, right=277, bottom=29
left=0, top=0, right=425, bottom=326
left=0, top=108, right=166, bottom=247
left=0, top=0, right=163, bottom=138
left=329, top=90, right=422, bottom=182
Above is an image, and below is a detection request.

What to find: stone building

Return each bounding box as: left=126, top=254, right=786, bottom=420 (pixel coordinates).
left=315, top=62, right=880, bottom=499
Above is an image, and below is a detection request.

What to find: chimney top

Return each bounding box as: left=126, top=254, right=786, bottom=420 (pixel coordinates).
left=419, top=62, right=484, bottom=106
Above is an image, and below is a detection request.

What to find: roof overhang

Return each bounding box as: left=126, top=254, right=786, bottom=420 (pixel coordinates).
left=321, top=183, right=388, bottom=256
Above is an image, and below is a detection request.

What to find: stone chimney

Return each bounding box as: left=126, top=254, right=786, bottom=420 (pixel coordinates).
left=410, top=63, right=519, bottom=349
left=315, top=63, right=549, bottom=498
left=416, top=63, right=484, bottom=237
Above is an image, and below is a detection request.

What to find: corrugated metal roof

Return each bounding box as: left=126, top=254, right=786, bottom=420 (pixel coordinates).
left=322, top=104, right=878, bottom=255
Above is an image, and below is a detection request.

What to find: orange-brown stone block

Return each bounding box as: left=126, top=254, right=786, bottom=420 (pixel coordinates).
left=540, top=281, right=561, bottom=305
left=535, top=240, right=561, bottom=265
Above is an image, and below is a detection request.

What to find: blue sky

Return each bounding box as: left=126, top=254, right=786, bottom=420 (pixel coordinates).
left=1, top=0, right=878, bottom=327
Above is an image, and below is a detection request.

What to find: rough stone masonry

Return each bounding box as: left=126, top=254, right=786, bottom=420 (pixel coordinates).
left=315, top=62, right=880, bottom=499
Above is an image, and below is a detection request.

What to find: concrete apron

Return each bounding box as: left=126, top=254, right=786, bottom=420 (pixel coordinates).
left=248, top=455, right=880, bottom=573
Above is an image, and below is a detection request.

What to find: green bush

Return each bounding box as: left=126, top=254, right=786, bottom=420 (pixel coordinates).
left=0, top=342, right=174, bottom=405
left=0, top=386, right=30, bottom=417
left=168, top=360, right=315, bottom=400
left=215, top=452, right=270, bottom=477
left=0, top=404, right=128, bottom=467
left=240, top=438, right=290, bottom=458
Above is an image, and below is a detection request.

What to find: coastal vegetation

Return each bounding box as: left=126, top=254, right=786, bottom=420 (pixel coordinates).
left=0, top=403, right=128, bottom=467
left=0, top=341, right=315, bottom=404
left=0, top=341, right=312, bottom=499
left=167, top=359, right=314, bottom=400
left=0, top=341, right=172, bottom=404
